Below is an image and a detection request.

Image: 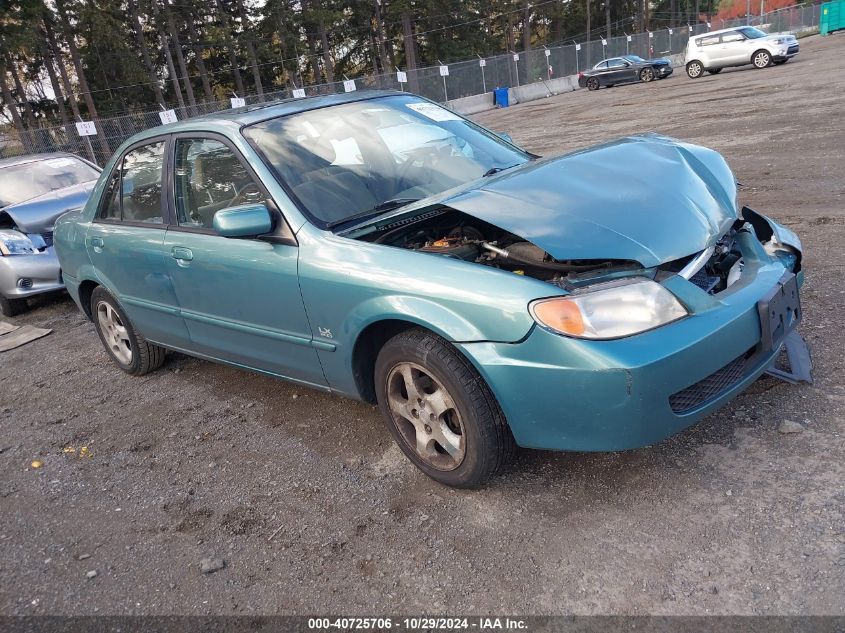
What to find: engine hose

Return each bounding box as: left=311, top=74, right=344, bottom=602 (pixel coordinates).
left=481, top=242, right=612, bottom=273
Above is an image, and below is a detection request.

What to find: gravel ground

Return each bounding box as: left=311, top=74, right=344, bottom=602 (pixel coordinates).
left=1, top=34, right=844, bottom=616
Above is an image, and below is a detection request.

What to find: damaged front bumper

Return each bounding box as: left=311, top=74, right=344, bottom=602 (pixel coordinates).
left=457, top=215, right=810, bottom=452
left=0, top=246, right=64, bottom=299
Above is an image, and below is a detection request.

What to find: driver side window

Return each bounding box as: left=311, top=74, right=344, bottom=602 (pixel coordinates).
left=174, top=138, right=263, bottom=229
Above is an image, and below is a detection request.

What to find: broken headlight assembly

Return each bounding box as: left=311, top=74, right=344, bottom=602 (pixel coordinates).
left=0, top=229, right=43, bottom=256
left=530, top=278, right=688, bottom=339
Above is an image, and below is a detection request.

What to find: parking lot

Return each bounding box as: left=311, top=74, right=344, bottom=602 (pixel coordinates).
left=1, top=33, right=844, bottom=616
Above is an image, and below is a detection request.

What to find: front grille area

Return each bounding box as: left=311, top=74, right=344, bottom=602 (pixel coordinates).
left=669, top=350, right=754, bottom=413
left=787, top=44, right=799, bottom=54
left=688, top=267, right=720, bottom=293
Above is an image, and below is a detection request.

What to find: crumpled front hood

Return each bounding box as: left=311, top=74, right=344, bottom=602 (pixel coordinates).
left=439, top=134, right=739, bottom=268
left=0, top=180, right=97, bottom=233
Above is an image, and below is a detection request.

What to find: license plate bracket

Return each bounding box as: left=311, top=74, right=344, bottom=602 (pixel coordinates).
left=757, top=272, right=801, bottom=352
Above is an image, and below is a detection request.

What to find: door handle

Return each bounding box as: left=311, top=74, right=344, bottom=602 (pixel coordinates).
left=171, top=246, right=193, bottom=262
left=90, top=237, right=104, bottom=252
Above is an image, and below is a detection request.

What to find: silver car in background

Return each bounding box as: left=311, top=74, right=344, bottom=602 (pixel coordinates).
left=685, top=26, right=799, bottom=78
left=0, top=153, right=100, bottom=316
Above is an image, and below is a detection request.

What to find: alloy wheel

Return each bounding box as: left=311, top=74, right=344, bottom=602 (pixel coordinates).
left=641, top=68, right=655, bottom=82
left=687, top=61, right=703, bottom=78
left=97, top=301, right=132, bottom=364
left=754, top=51, right=771, bottom=68
left=386, top=362, right=465, bottom=471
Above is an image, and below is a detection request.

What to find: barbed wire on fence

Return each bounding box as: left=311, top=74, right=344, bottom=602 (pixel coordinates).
left=0, top=3, right=821, bottom=166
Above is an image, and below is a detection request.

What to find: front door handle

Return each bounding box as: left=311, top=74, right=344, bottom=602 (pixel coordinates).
left=171, top=246, right=193, bottom=262
left=90, top=237, right=104, bottom=253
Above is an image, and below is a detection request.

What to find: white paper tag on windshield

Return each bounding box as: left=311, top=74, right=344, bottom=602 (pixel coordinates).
left=44, top=158, right=77, bottom=169
left=406, top=102, right=461, bottom=122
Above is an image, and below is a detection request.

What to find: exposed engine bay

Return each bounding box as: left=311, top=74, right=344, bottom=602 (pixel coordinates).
left=365, top=208, right=639, bottom=288
left=360, top=207, right=800, bottom=294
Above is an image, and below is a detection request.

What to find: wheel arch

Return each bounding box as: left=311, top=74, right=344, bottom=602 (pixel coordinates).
left=78, top=278, right=100, bottom=320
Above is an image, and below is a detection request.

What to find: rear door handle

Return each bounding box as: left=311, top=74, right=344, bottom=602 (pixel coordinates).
left=90, top=237, right=104, bottom=252
left=171, top=246, right=193, bottom=262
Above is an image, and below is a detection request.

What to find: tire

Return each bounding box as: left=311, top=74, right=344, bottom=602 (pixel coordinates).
left=752, top=49, right=772, bottom=68
left=586, top=77, right=600, bottom=91
left=0, top=295, right=28, bottom=317
left=639, top=67, right=655, bottom=82
left=374, top=328, right=515, bottom=488
left=706, top=68, right=722, bottom=74
left=90, top=286, right=165, bottom=376
left=686, top=60, right=704, bottom=78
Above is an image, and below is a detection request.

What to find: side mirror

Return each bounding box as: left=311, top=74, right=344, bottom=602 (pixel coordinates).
left=213, top=203, right=273, bottom=238
left=497, top=131, right=514, bottom=144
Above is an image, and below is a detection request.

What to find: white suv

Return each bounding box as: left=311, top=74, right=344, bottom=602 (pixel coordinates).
left=685, top=26, right=799, bottom=78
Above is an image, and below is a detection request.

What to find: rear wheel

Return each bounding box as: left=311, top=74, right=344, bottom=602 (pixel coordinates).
left=753, top=49, right=772, bottom=68
left=686, top=60, right=704, bottom=78
left=374, top=328, right=515, bottom=488
left=640, top=67, right=655, bottom=82
left=0, top=295, right=27, bottom=317
left=706, top=68, right=722, bottom=74
left=586, top=77, right=600, bottom=91
left=91, top=287, right=165, bottom=376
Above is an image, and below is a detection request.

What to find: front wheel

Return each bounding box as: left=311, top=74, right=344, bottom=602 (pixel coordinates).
left=753, top=49, right=772, bottom=68
left=686, top=60, right=704, bottom=78
left=90, top=287, right=166, bottom=376
left=586, top=77, right=600, bottom=91
left=374, top=328, right=515, bottom=488
left=640, top=67, right=655, bottom=82
left=0, top=295, right=28, bottom=317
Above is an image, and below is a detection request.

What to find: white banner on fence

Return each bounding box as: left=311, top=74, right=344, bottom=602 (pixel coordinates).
left=601, top=39, right=607, bottom=46
left=544, top=49, right=551, bottom=57
left=158, top=109, right=178, bottom=124
left=668, top=28, right=674, bottom=35
left=575, top=43, right=581, bottom=51
left=230, top=97, right=246, bottom=108
left=648, top=31, right=654, bottom=38
left=479, top=58, right=486, bottom=67
left=396, top=70, right=407, bottom=83
left=627, top=35, right=632, bottom=42
left=75, top=121, right=97, bottom=136
left=439, top=65, right=449, bottom=77
left=343, top=79, right=356, bottom=92
left=292, top=88, right=306, bottom=99
left=512, top=53, right=519, bottom=61
left=689, top=25, right=693, bottom=32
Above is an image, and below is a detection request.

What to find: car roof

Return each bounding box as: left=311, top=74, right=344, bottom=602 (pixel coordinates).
left=0, top=152, right=82, bottom=169
left=153, top=89, right=402, bottom=132
left=695, top=26, right=750, bottom=37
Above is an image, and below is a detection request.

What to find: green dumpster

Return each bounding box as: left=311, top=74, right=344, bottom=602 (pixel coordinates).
left=821, top=0, right=845, bottom=35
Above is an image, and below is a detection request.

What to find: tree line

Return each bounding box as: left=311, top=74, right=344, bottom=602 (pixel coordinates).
left=1, top=0, right=723, bottom=147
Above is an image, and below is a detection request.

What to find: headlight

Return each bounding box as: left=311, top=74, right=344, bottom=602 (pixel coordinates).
left=774, top=37, right=789, bottom=44
left=530, top=278, right=688, bottom=339
left=0, top=229, right=40, bottom=256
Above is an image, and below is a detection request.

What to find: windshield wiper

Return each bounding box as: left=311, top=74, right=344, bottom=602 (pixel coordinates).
left=483, top=163, right=521, bottom=177
left=326, top=198, right=421, bottom=229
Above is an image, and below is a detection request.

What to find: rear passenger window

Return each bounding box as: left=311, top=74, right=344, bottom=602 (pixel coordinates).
left=697, top=35, right=720, bottom=46
left=99, top=141, right=166, bottom=223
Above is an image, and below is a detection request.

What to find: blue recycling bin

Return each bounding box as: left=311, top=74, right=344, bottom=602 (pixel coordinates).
left=493, top=87, right=509, bottom=108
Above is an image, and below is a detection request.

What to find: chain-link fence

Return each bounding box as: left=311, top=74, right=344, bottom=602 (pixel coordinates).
left=1, top=3, right=822, bottom=165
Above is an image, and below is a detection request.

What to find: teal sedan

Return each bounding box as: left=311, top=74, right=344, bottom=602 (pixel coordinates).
left=54, top=91, right=808, bottom=487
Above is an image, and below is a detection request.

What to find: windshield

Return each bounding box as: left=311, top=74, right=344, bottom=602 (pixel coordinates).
left=0, top=156, right=99, bottom=207
left=738, top=26, right=767, bottom=39
left=243, top=95, right=530, bottom=228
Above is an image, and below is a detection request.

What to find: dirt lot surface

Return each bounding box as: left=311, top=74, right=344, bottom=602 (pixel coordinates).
left=2, top=34, right=844, bottom=617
